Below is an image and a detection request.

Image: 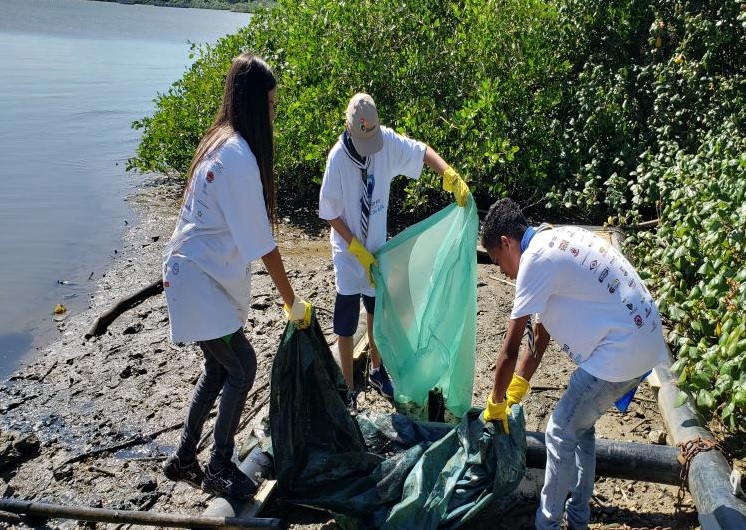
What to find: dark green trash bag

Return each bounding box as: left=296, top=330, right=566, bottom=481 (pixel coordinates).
left=269, top=314, right=527, bottom=529
left=269, top=311, right=415, bottom=526
left=382, top=407, right=527, bottom=530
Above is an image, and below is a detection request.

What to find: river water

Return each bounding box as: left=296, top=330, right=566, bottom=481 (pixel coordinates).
left=0, top=0, right=250, bottom=380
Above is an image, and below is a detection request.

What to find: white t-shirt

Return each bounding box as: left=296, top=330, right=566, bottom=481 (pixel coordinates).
left=319, top=126, right=426, bottom=296
left=511, top=226, right=668, bottom=382
left=163, top=133, right=277, bottom=342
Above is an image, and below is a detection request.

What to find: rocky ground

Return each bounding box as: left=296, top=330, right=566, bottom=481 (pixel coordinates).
left=0, top=182, right=732, bottom=530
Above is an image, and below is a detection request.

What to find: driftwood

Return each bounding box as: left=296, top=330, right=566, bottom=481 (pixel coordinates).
left=56, top=435, right=150, bottom=469
left=85, top=278, right=163, bottom=339
left=54, top=417, right=201, bottom=470
left=0, top=498, right=282, bottom=529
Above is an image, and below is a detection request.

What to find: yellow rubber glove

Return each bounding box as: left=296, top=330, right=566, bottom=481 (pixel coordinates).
left=283, top=296, right=312, bottom=329
left=348, top=237, right=376, bottom=287
left=482, top=393, right=510, bottom=434
left=442, top=166, right=469, bottom=207
left=506, top=373, right=531, bottom=407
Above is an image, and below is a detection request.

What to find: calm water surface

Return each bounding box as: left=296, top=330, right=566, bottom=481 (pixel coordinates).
left=0, top=0, right=249, bottom=380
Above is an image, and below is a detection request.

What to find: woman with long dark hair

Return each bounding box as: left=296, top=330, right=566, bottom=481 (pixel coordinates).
left=161, top=54, right=311, bottom=499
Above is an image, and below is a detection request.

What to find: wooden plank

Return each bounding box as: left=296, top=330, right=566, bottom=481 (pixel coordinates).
left=236, top=480, right=277, bottom=519
left=353, top=333, right=369, bottom=362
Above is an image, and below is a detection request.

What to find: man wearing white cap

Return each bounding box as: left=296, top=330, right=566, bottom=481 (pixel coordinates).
left=318, top=92, right=469, bottom=405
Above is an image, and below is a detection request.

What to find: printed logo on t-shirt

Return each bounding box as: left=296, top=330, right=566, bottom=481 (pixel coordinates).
left=206, top=171, right=215, bottom=183
left=164, top=281, right=170, bottom=288
left=172, top=262, right=180, bottom=275
left=562, top=343, right=582, bottom=364
left=634, top=314, right=643, bottom=327
left=620, top=266, right=628, bottom=277
left=608, top=278, right=620, bottom=293
left=369, top=198, right=384, bottom=216
left=570, top=247, right=579, bottom=257
left=599, top=246, right=608, bottom=255
left=590, top=259, right=598, bottom=271
left=559, top=240, right=569, bottom=251
left=599, top=267, right=609, bottom=282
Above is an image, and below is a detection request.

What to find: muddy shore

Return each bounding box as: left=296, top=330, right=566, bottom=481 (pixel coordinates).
left=0, top=183, right=704, bottom=529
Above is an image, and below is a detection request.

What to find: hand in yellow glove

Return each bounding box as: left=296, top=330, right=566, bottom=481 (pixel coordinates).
left=506, top=373, right=531, bottom=407
left=283, top=296, right=312, bottom=329
left=348, top=237, right=376, bottom=287
left=442, top=166, right=469, bottom=207
left=481, top=393, right=510, bottom=434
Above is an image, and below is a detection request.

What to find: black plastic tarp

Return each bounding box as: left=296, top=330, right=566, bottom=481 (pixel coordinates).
left=269, top=313, right=527, bottom=529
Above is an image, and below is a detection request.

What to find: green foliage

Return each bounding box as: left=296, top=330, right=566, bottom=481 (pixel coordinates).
left=543, top=0, right=653, bottom=217
left=128, top=0, right=746, bottom=429
left=128, top=0, right=564, bottom=208
left=545, top=0, right=746, bottom=220
left=627, top=130, right=746, bottom=429
left=547, top=0, right=746, bottom=428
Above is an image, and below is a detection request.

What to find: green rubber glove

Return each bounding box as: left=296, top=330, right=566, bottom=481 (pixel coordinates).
left=442, top=166, right=469, bottom=207
left=348, top=237, right=376, bottom=287
left=482, top=393, right=510, bottom=434
left=283, top=296, right=312, bottom=329
left=506, top=373, right=531, bottom=407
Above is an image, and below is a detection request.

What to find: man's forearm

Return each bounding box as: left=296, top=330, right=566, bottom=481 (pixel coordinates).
left=515, top=322, right=550, bottom=381
left=491, top=315, right=530, bottom=402
left=328, top=217, right=354, bottom=246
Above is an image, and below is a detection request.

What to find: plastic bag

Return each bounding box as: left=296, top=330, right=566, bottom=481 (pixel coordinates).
left=269, top=315, right=527, bottom=529
left=269, top=312, right=407, bottom=525
left=373, top=196, right=478, bottom=419
left=383, top=407, right=527, bottom=530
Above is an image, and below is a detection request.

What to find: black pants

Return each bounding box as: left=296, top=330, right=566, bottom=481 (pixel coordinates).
left=176, top=330, right=256, bottom=468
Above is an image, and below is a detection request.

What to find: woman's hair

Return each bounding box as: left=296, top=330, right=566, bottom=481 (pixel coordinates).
left=187, top=53, right=278, bottom=225
left=481, top=198, right=529, bottom=250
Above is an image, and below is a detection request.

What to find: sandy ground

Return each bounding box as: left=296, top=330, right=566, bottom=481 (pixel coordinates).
left=0, top=183, right=707, bottom=529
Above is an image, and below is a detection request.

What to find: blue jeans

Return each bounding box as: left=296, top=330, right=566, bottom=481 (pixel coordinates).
left=176, top=330, right=256, bottom=468
left=535, top=368, right=642, bottom=530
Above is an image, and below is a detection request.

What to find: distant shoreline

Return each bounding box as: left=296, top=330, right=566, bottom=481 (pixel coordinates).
left=90, top=0, right=274, bottom=13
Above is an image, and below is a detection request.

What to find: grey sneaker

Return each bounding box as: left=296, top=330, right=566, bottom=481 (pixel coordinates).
left=162, top=454, right=203, bottom=488
left=202, top=461, right=257, bottom=499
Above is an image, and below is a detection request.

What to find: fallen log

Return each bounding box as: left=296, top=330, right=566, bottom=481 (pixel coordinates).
left=85, top=278, right=163, bottom=339
left=0, top=498, right=282, bottom=529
